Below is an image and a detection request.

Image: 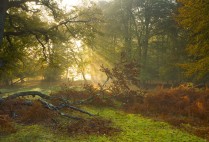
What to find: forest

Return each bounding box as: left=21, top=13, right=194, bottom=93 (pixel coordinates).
left=0, top=0, right=209, bottom=141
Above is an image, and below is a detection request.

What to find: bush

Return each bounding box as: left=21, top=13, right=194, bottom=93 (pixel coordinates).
left=122, top=87, right=209, bottom=122
left=120, top=87, right=209, bottom=140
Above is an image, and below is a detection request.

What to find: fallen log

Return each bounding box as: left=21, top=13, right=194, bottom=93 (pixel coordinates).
left=5, top=91, right=50, bottom=100
left=1, top=91, right=94, bottom=120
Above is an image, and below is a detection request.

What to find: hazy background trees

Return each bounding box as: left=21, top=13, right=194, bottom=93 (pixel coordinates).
left=95, top=0, right=188, bottom=86
left=0, top=0, right=102, bottom=85
left=0, top=0, right=208, bottom=86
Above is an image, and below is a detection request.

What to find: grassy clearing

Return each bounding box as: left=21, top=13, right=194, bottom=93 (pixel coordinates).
left=0, top=107, right=206, bottom=142
left=0, top=81, right=62, bottom=97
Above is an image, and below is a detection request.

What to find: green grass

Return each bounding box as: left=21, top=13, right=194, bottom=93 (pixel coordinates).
left=0, top=82, right=61, bottom=97
left=0, top=108, right=206, bottom=142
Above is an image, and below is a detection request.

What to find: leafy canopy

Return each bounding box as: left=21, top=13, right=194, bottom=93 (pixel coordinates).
left=176, top=0, right=209, bottom=82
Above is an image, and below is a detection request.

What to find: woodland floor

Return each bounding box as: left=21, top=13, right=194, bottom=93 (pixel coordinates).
left=0, top=82, right=208, bottom=142
left=0, top=107, right=206, bottom=142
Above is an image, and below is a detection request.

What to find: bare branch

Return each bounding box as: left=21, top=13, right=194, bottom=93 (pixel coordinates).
left=35, top=35, right=48, bottom=60
left=6, top=35, right=13, bottom=47
left=0, top=91, right=95, bottom=120
left=39, top=99, right=82, bottom=120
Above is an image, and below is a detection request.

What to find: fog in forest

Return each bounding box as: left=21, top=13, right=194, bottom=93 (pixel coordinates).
left=0, top=0, right=209, bottom=141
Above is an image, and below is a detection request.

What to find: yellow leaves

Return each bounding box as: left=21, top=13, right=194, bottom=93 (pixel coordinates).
left=180, top=56, right=209, bottom=81
left=176, top=0, right=209, bottom=33
left=176, top=0, right=209, bottom=81
left=196, top=101, right=204, bottom=112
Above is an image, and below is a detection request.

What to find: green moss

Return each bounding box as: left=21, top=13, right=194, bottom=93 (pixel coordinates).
left=0, top=108, right=206, bottom=142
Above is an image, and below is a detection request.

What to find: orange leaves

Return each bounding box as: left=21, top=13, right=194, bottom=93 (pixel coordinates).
left=18, top=101, right=57, bottom=124
left=176, top=0, right=209, bottom=81
left=0, top=115, right=16, bottom=135
left=196, top=101, right=204, bottom=111
left=120, top=87, right=209, bottom=140
left=122, top=86, right=209, bottom=121
left=0, top=99, right=57, bottom=125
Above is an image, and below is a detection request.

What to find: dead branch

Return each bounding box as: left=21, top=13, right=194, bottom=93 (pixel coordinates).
left=57, top=104, right=94, bottom=116
left=73, top=96, right=95, bottom=105
left=0, top=91, right=94, bottom=120
left=49, top=96, right=94, bottom=116
left=39, top=99, right=82, bottom=120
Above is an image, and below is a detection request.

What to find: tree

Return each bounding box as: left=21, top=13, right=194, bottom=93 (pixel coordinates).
left=176, top=0, right=209, bottom=82
left=0, top=0, right=102, bottom=84
left=95, top=0, right=185, bottom=85
left=0, top=0, right=8, bottom=44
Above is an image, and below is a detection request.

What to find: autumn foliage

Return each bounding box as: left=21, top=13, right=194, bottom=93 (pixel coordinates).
left=120, top=86, right=209, bottom=140
left=18, top=101, right=57, bottom=124
left=123, top=86, right=209, bottom=120
left=0, top=99, right=56, bottom=124
left=0, top=115, right=16, bottom=135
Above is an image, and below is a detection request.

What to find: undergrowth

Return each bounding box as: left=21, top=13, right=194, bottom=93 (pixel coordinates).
left=0, top=80, right=208, bottom=141
left=52, top=82, right=209, bottom=140
left=0, top=115, right=16, bottom=135
left=18, top=101, right=58, bottom=124
left=0, top=108, right=205, bottom=142
left=121, top=86, right=209, bottom=140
